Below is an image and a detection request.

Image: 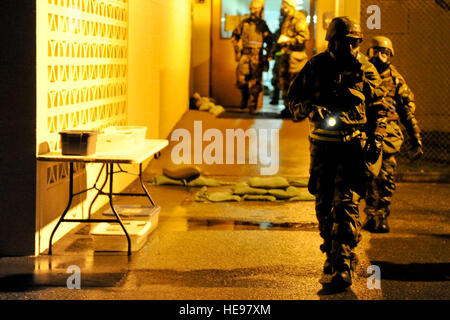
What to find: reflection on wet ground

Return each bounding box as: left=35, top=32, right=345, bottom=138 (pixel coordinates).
left=38, top=216, right=318, bottom=256
left=161, top=217, right=318, bottom=232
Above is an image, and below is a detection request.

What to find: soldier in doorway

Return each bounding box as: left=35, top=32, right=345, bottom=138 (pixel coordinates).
left=278, top=0, right=310, bottom=116
left=231, top=0, right=273, bottom=114
left=270, top=14, right=286, bottom=105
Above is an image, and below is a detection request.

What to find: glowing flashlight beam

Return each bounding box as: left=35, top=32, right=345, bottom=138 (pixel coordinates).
left=327, top=117, right=337, bottom=127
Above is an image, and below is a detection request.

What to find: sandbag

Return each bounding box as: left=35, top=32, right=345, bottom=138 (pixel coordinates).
left=247, top=176, right=290, bottom=189
left=150, top=174, right=186, bottom=186
left=188, top=176, right=233, bottom=187
left=163, top=166, right=201, bottom=182
left=195, top=186, right=241, bottom=202
left=232, top=182, right=268, bottom=195
left=287, top=177, right=309, bottom=187
left=242, top=194, right=277, bottom=201
left=209, top=104, right=225, bottom=116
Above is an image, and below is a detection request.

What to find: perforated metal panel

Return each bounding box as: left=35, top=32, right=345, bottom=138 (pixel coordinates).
left=361, top=0, right=450, bottom=166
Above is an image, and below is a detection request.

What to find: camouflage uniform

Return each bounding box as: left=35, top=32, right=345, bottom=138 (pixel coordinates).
left=287, top=17, right=386, bottom=288
left=278, top=10, right=310, bottom=106
left=365, top=41, right=422, bottom=233
left=231, top=11, right=273, bottom=113
left=270, top=15, right=286, bottom=105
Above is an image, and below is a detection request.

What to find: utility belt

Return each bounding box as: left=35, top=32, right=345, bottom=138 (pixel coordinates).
left=310, top=127, right=367, bottom=143
left=309, top=109, right=367, bottom=143
left=286, top=44, right=306, bottom=52
left=242, top=42, right=263, bottom=53
left=281, top=47, right=306, bottom=55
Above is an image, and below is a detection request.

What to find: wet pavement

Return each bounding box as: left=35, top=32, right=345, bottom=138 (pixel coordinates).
left=0, top=109, right=449, bottom=301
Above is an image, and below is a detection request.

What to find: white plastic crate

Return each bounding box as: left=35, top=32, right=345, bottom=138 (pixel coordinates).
left=102, top=204, right=160, bottom=218
left=90, top=207, right=159, bottom=252
left=96, top=126, right=147, bottom=152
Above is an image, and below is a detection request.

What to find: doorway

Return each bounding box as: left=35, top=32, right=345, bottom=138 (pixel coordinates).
left=210, top=0, right=316, bottom=110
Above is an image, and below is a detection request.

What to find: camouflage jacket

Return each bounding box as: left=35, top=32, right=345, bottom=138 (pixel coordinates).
left=279, top=11, right=310, bottom=52
left=378, top=64, right=421, bottom=144
left=287, top=51, right=387, bottom=143
left=231, top=17, right=273, bottom=55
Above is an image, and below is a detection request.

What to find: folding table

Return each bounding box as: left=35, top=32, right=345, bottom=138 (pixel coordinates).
left=37, top=139, right=168, bottom=255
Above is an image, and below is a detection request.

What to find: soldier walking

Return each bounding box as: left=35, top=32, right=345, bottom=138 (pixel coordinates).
left=287, top=17, right=387, bottom=289
left=269, top=14, right=286, bottom=106
left=363, top=36, right=424, bottom=233
left=231, top=0, right=273, bottom=114
left=277, top=0, right=310, bottom=116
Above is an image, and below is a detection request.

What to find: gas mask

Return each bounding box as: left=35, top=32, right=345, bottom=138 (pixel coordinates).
left=369, top=47, right=391, bottom=72
left=330, top=37, right=361, bottom=66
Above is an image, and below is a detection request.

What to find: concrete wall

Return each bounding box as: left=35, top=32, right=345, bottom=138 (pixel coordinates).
left=315, top=0, right=336, bottom=53
left=191, top=0, right=211, bottom=98
left=315, top=0, right=361, bottom=54
left=0, top=1, right=37, bottom=256
left=157, top=0, right=193, bottom=139
left=129, top=0, right=192, bottom=140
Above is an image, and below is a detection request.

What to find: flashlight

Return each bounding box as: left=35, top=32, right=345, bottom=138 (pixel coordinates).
left=327, top=117, right=337, bottom=127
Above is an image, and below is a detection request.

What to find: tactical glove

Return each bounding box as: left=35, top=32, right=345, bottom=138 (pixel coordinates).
left=365, top=135, right=383, bottom=164
left=410, top=138, right=423, bottom=160
left=234, top=51, right=241, bottom=62
left=310, top=105, right=331, bottom=122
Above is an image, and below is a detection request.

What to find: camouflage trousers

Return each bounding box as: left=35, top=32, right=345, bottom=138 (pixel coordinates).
left=270, top=55, right=281, bottom=103
left=308, top=140, right=366, bottom=271
left=279, top=52, right=308, bottom=105
left=365, top=153, right=397, bottom=218
left=236, top=52, right=264, bottom=111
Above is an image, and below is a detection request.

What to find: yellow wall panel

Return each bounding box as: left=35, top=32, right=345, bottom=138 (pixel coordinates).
left=36, top=0, right=192, bottom=254
left=127, top=0, right=191, bottom=140
left=1, top=0, right=192, bottom=256
left=36, top=0, right=130, bottom=254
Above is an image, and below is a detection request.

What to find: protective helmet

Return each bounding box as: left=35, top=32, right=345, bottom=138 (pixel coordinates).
left=325, top=16, right=362, bottom=41
left=250, top=0, right=264, bottom=9
left=282, top=0, right=297, bottom=8
left=369, top=36, right=394, bottom=56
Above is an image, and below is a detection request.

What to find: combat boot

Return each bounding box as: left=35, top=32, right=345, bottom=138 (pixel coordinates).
left=270, top=89, right=279, bottom=105
left=323, top=253, right=333, bottom=275
left=239, top=89, right=249, bottom=109
left=249, top=104, right=258, bottom=115
left=350, top=252, right=358, bottom=272
left=373, top=215, right=390, bottom=233
left=362, top=215, right=376, bottom=232
left=362, top=207, right=376, bottom=232
left=330, top=244, right=354, bottom=289
left=331, top=265, right=352, bottom=289
left=280, top=107, right=291, bottom=118
left=240, top=99, right=248, bottom=110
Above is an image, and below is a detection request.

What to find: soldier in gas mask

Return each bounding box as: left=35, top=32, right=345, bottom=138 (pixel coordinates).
left=287, top=17, right=387, bottom=289
left=277, top=0, right=310, bottom=116
left=231, top=0, right=273, bottom=114
left=363, top=36, right=423, bottom=233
